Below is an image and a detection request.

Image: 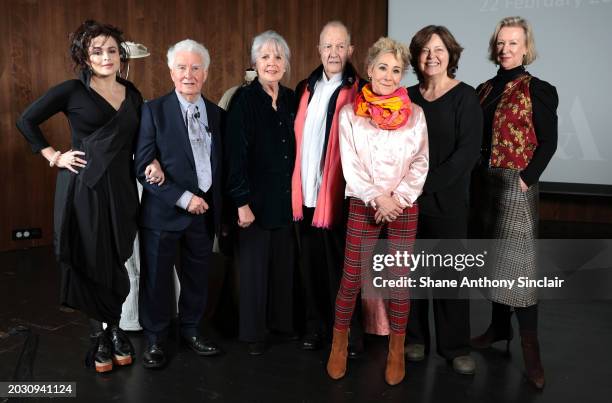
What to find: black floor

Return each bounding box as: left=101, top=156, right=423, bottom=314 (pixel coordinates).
left=1, top=221, right=611, bottom=403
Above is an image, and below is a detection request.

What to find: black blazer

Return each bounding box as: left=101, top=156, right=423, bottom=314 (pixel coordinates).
left=225, top=80, right=296, bottom=229
left=134, top=91, right=225, bottom=233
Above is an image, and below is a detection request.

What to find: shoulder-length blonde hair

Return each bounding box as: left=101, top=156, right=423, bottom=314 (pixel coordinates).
left=488, top=16, right=537, bottom=65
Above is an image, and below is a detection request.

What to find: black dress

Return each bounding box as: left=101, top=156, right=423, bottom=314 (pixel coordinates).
left=17, top=71, right=143, bottom=323
left=406, top=82, right=482, bottom=359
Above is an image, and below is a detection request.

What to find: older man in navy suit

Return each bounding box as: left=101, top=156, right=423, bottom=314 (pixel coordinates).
left=135, top=39, right=224, bottom=369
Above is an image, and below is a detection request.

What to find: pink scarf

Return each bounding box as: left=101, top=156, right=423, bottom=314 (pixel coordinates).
left=291, top=81, right=359, bottom=228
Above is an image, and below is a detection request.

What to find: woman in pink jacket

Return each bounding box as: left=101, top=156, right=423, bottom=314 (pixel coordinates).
left=326, top=36, right=429, bottom=386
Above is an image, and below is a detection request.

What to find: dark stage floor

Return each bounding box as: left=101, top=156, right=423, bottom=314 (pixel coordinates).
left=1, top=221, right=611, bottom=403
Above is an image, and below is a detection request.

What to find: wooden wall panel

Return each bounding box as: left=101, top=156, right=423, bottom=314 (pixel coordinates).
left=0, top=0, right=388, bottom=251
left=540, top=196, right=612, bottom=224
left=3, top=0, right=607, bottom=252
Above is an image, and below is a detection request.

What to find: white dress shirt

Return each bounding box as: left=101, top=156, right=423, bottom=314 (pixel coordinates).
left=300, top=72, right=342, bottom=207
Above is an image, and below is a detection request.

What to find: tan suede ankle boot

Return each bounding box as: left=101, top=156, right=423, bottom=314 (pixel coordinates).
left=326, top=328, right=348, bottom=380
left=385, top=333, right=406, bottom=385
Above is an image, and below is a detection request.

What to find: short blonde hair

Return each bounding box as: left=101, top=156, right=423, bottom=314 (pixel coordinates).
left=488, top=16, right=537, bottom=65
left=365, top=37, right=410, bottom=75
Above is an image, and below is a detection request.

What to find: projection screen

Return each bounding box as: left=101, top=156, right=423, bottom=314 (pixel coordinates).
left=388, top=0, right=612, bottom=193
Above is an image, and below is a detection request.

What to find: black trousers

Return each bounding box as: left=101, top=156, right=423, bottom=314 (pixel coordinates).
left=298, top=207, right=363, bottom=340
left=237, top=223, right=296, bottom=342
left=406, top=214, right=470, bottom=359
left=139, top=214, right=214, bottom=344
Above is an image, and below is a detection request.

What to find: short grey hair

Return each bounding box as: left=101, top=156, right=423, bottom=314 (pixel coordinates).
left=250, top=30, right=291, bottom=76
left=319, top=20, right=352, bottom=46
left=167, top=39, right=211, bottom=69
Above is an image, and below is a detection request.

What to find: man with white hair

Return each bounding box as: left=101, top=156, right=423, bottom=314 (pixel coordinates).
left=292, top=21, right=364, bottom=355
left=135, top=39, right=225, bottom=368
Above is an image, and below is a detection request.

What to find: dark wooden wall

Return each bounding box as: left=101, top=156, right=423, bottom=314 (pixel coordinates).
left=1, top=1, right=609, bottom=252
left=0, top=0, right=388, bottom=252
left=540, top=196, right=612, bottom=223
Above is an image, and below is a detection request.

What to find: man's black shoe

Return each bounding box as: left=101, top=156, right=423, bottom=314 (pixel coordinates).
left=247, top=342, right=266, bottom=356
left=183, top=335, right=223, bottom=356
left=143, top=344, right=166, bottom=369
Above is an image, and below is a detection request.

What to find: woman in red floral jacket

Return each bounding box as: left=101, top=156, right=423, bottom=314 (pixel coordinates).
left=470, top=16, right=558, bottom=390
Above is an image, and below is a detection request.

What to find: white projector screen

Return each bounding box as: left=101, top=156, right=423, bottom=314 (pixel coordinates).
left=389, top=0, right=612, bottom=188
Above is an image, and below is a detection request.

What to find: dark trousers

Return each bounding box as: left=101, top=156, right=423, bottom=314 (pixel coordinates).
left=237, top=223, right=296, bottom=342
left=406, top=214, right=471, bottom=359
left=298, top=207, right=363, bottom=340
left=139, top=214, right=214, bottom=344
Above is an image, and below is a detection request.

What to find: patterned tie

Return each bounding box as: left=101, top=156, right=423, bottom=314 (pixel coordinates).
left=186, top=104, right=212, bottom=192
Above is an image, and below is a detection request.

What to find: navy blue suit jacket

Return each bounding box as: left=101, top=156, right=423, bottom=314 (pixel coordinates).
left=134, top=91, right=225, bottom=233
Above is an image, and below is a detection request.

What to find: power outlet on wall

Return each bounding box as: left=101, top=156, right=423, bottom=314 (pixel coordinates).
left=12, top=228, right=42, bottom=241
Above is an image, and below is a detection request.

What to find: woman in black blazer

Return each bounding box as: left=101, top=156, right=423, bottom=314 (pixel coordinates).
left=225, top=30, right=297, bottom=355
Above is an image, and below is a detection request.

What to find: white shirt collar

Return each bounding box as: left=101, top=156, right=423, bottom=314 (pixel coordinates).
left=321, top=71, right=342, bottom=85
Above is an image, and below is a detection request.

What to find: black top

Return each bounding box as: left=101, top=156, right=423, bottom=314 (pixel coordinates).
left=477, top=65, right=558, bottom=186
left=409, top=82, right=482, bottom=217
left=225, top=79, right=296, bottom=229
left=17, top=71, right=143, bottom=154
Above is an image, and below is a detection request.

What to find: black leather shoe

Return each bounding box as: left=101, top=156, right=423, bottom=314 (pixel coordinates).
left=247, top=342, right=266, bottom=356
left=300, top=333, right=323, bottom=351
left=348, top=337, right=364, bottom=359
left=107, top=325, right=134, bottom=366
left=143, top=344, right=166, bottom=369
left=183, top=336, right=223, bottom=356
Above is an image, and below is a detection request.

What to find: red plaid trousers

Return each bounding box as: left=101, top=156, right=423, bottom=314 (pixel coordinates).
left=333, top=197, right=418, bottom=334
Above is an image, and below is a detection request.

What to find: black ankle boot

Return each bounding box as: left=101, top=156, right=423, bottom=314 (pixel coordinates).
left=86, top=332, right=113, bottom=373
left=471, top=311, right=513, bottom=352
left=106, top=325, right=134, bottom=366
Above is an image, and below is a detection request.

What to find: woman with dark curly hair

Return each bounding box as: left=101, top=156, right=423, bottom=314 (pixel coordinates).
left=17, top=20, right=162, bottom=373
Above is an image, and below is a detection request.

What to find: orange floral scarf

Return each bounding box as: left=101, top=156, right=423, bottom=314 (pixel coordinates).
left=354, top=84, right=411, bottom=130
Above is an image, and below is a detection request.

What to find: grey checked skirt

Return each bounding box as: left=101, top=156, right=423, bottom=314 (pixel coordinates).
left=474, top=167, right=539, bottom=307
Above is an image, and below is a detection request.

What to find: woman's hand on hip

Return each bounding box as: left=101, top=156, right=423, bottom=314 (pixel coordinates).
left=519, top=177, right=529, bottom=193
left=56, top=150, right=87, bottom=174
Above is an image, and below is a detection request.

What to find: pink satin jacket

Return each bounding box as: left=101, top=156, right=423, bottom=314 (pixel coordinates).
left=338, top=103, right=429, bottom=207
